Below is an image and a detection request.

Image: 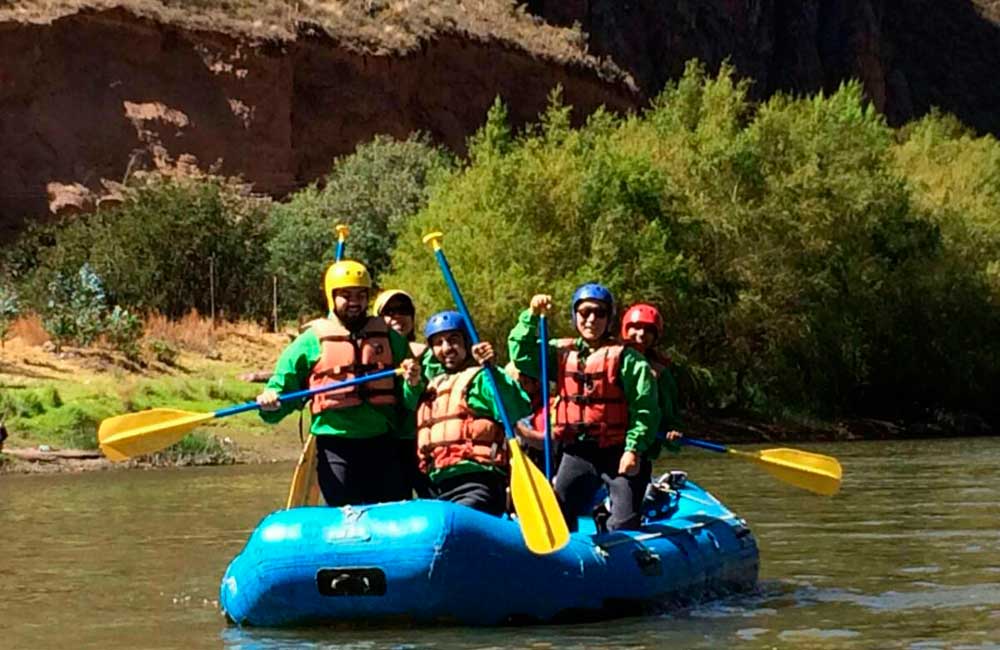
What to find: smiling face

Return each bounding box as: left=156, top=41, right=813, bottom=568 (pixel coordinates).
left=332, top=287, right=369, bottom=326
left=381, top=296, right=415, bottom=339
left=574, top=299, right=610, bottom=344
left=623, top=323, right=658, bottom=352
left=429, top=330, right=468, bottom=371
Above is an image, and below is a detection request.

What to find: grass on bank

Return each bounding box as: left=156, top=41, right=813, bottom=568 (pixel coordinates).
left=0, top=312, right=307, bottom=461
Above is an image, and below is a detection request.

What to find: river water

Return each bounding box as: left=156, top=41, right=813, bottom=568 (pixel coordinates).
left=2, top=438, right=999, bottom=649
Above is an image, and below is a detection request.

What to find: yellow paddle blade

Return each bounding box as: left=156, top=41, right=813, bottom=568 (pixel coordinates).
left=731, top=447, right=843, bottom=496
left=286, top=436, right=322, bottom=509
left=98, top=408, right=214, bottom=462
left=509, top=438, right=570, bottom=555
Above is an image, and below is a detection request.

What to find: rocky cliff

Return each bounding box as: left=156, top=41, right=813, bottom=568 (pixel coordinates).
left=528, top=0, right=1000, bottom=132
left=0, top=3, right=636, bottom=240
left=2, top=1, right=998, bottom=240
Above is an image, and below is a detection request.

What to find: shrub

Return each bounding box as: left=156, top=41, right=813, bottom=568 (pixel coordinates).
left=267, top=134, right=452, bottom=319
left=148, top=338, right=180, bottom=365
left=23, top=172, right=272, bottom=320
left=41, top=264, right=107, bottom=350
left=0, top=284, right=18, bottom=348
left=105, top=306, right=143, bottom=361
left=388, top=64, right=1000, bottom=420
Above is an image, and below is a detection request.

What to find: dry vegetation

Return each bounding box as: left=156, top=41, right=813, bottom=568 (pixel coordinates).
left=0, top=0, right=629, bottom=83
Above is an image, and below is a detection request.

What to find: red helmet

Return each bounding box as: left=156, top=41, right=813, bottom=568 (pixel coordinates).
left=620, top=303, right=664, bottom=340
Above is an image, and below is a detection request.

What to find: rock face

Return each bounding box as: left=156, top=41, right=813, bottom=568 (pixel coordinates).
left=0, top=7, right=637, bottom=240
left=3, top=2, right=1000, bottom=240
left=527, top=0, right=1000, bottom=132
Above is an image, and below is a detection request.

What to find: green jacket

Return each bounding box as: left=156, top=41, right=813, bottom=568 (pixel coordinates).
left=396, top=346, right=445, bottom=440
left=403, top=362, right=531, bottom=483
left=259, top=316, right=413, bottom=438
left=507, top=309, right=660, bottom=456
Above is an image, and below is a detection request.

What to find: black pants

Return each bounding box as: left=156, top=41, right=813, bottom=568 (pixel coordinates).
left=395, top=437, right=434, bottom=499
left=432, top=470, right=507, bottom=516
left=315, top=434, right=403, bottom=507
left=553, top=441, right=652, bottom=532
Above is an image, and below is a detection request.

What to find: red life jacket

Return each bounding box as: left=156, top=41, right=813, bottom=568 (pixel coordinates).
left=416, top=366, right=507, bottom=474
left=307, top=317, right=396, bottom=414
left=553, top=338, right=629, bottom=447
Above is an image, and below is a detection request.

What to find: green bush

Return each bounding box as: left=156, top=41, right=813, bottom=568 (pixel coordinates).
left=388, top=65, right=1000, bottom=420
left=267, top=134, right=452, bottom=318
left=41, top=264, right=107, bottom=349
left=0, top=284, right=18, bottom=348
left=104, top=306, right=143, bottom=361
left=22, top=172, right=272, bottom=320
left=148, top=339, right=179, bottom=365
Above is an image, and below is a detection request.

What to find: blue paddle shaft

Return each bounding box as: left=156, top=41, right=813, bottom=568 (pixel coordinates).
left=214, top=368, right=399, bottom=418
left=432, top=247, right=517, bottom=440
left=539, top=314, right=552, bottom=479
left=335, top=240, right=345, bottom=262
left=679, top=437, right=728, bottom=454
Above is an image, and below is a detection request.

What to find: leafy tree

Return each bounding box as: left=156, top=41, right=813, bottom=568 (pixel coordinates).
left=266, top=134, right=452, bottom=319
left=388, top=65, right=1000, bottom=421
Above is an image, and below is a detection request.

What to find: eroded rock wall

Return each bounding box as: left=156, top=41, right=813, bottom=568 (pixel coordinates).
left=0, top=8, right=637, bottom=239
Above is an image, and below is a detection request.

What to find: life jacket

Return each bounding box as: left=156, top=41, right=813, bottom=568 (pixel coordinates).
left=515, top=397, right=554, bottom=443
left=553, top=338, right=629, bottom=447
left=416, top=366, right=507, bottom=474
left=307, top=317, right=396, bottom=414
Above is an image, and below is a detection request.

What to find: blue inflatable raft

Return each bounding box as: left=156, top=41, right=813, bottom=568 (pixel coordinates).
left=220, top=472, right=758, bottom=627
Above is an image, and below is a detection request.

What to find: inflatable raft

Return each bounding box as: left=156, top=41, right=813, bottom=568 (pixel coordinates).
left=220, top=472, right=758, bottom=627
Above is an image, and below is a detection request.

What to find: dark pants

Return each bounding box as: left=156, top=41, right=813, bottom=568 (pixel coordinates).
left=395, top=437, right=434, bottom=499
left=432, top=470, right=507, bottom=516
left=315, top=434, right=403, bottom=507
left=554, top=441, right=652, bottom=532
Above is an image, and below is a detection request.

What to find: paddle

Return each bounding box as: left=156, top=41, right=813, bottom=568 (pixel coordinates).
left=285, top=223, right=352, bottom=508
left=333, top=223, right=349, bottom=261
left=680, top=437, right=843, bottom=496
left=98, top=368, right=403, bottom=462
left=538, top=313, right=553, bottom=480
left=422, top=231, right=570, bottom=555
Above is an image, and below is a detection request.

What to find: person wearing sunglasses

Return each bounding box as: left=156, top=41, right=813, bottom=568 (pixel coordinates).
left=507, top=283, right=660, bottom=532
left=373, top=289, right=438, bottom=499
left=255, top=260, right=422, bottom=507
left=620, top=303, right=684, bottom=450
left=402, top=311, right=532, bottom=515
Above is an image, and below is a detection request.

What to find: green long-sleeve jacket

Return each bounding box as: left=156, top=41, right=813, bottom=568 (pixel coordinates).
left=507, top=309, right=660, bottom=456
left=403, top=362, right=531, bottom=483
left=259, top=316, right=413, bottom=438
left=396, top=346, right=445, bottom=440
left=656, top=362, right=683, bottom=433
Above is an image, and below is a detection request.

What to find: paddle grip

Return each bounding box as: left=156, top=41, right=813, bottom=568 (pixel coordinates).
left=431, top=246, right=518, bottom=440
left=539, top=314, right=552, bottom=480
left=214, top=368, right=400, bottom=418
left=679, top=437, right=728, bottom=454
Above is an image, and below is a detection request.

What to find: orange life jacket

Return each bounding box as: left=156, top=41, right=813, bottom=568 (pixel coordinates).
left=553, top=338, right=629, bottom=447
left=307, top=317, right=396, bottom=414
left=416, top=366, right=507, bottom=474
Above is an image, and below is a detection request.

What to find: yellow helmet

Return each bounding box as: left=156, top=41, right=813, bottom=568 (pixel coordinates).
left=324, top=260, right=372, bottom=312
left=373, top=289, right=414, bottom=316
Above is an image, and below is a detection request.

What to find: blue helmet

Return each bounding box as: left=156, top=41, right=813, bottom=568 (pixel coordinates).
left=570, top=283, right=615, bottom=329
left=423, top=310, right=468, bottom=341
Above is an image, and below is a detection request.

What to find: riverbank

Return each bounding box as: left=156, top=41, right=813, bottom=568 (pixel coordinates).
left=1, top=320, right=995, bottom=475
left=0, top=319, right=305, bottom=474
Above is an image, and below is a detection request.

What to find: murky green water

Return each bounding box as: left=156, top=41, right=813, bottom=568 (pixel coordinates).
left=2, top=438, right=999, bottom=649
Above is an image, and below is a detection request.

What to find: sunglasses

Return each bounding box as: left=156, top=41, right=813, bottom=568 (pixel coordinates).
left=576, top=307, right=608, bottom=319
left=382, top=308, right=414, bottom=317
